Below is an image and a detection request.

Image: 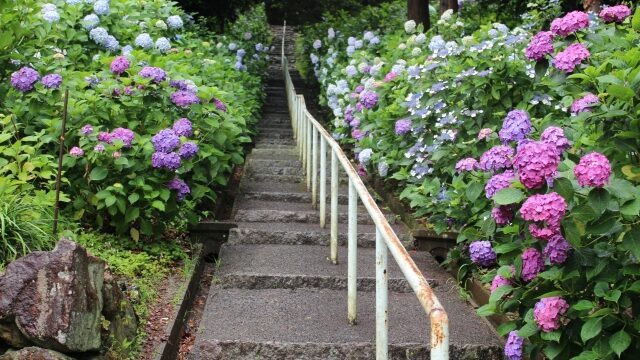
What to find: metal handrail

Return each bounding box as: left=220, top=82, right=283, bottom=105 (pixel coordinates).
left=279, top=23, right=449, bottom=360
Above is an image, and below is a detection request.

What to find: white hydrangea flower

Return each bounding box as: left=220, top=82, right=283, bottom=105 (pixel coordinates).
left=347, top=37, right=356, bottom=46
left=42, top=3, right=57, bottom=12
left=121, top=45, right=133, bottom=55
left=415, top=33, right=426, bottom=45
left=358, top=149, right=373, bottom=165
left=327, top=27, right=335, bottom=39
left=155, top=37, right=170, bottom=52
left=310, top=54, right=318, bottom=64
left=346, top=45, right=355, bottom=56
left=363, top=31, right=374, bottom=41
left=134, top=33, right=153, bottom=49
left=313, top=39, right=321, bottom=49
left=354, top=40, right=363, bottom=49
left=440, top=9, right=454, bottom=21
left=255, top=43, right=264, bottom=51
left=411, top=47, right=422, bottom=56
left=243, top=32, right=252, bottom=40
left=398, top=43, right=407, bottom=50
left=462, top=36, right=474, bottom=46
left=404, top=20, right=416, bottom=34
left=155, top=20, right=167, bottom=30
left=66, top=0, right=83, bottom=5
left=228, top=42, right=237, bottom=51
left=167, top=15, right=183, bottom=29
left=345, top=65, right=357, bottom=78
left=93, top=0, right=109, bottom=16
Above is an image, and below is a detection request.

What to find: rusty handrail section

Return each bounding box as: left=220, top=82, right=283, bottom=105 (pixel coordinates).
left=280, top=22, right=450, bottom=360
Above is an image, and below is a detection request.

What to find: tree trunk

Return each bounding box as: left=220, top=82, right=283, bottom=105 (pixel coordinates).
left=583, top=0, right=601, bottom=12
left=439, top=0, right=459, bottom=15
left=408, top=0, right=430, bottom=30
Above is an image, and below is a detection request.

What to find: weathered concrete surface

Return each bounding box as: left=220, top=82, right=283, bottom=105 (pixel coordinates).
left=0, top=239, right=104, bottom=352
left=0, top=347, right=74, bottom=360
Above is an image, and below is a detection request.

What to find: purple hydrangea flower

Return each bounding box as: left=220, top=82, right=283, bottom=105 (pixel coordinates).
left=97, top=132, right=112, bottom=143
left=490, top=275, right=512, bottom=293
left=599, top=5, right=631, bottom=23
left=124, top=86, right=134, bottom=96
left=520, top=192, right=567, bottom=231
left=178, top=142, right=198, bottom=159
left=352, top=129, right=365, bottom=140
left=171, top=90, right=200, bottom=107
left=492, top=205, right=514, bottom=225
left=173, top=118, right=193, bottom=137
left=540, top=127, right=570, bottom=154
left=469, top=241, right=497, bottom=267
left=110, top=128, right=135, bottom=147
left=395, top=119, right=412, bottom=135
left=138, top=66, right=166, bottom=83
left=485, top=170, right=515, bottom=198
left=550, top=11, right=589, bottom=36
left=513, top=141, right=560, bottom=189
left=360, top=90, right=378, bottom=109
left=384, top=71, right=399, bottom=82
left=11, top=67, right=40, bottom=92
left=151, top=152, right=181, bottom=171
left=110, top=56, right=130, bottom=75
left=534, top=297, right=569, bottom=332
left=525, top=31, right=554, bottom=61
left=574, top=152, right=611, bottom=187
left=499, top=110, right=531, bottom=143
left=357, top=163, right=367, bottom=177
left=69, top=146, right=84, bottom=157
left=479, top=145, right=514, bottom=172
left=455, top=158, right=479, bottom=173
left=213, top=98, right=227, bottom=112
left=544, top=234, right=571, bottom=265
left=94, top=144, right=105, bottom=153
left=570, top=93, right=599, bottom=114
left=521, top=247, right=544, bottom=282
left=41, top=74, right=62, bottom=89
left=152, top=129, right=180, bottom=153
left=167, top=178, right=190, bottom=201
left=504, top=331, right=524, bottom=360
left=553, top=43, right=590, bottom=73
left=80, top=124, right=94, bottom=136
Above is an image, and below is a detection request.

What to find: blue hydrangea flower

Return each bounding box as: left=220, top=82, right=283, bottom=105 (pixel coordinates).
left=236, top=49, right=246, bottom=58
left=105, top=35, right=120, bottom=52
left=42, top=10, right=60, bottom=23
left=93, top=0, right=109, bottom=15
left=89, top=27, right=109, bottom=45
left=155, top=37, right=171, bottom=53
left=152, top=129, right=181, bottom=153
left=134, top=33, right=153, bottom=49
left=121, top=45, right=133, bottom=55
left=167, top=15, right=183, bottom=29
left=499, top=110, right=532, bottom=144
left=82, top=14, right=100, bottom=30
left=178, top=142, right=198, bottom=159
left=228, top=42, right=237, bottom=51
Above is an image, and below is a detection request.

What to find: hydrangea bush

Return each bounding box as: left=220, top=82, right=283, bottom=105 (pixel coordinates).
left=298, top=1, right=640, bottom=358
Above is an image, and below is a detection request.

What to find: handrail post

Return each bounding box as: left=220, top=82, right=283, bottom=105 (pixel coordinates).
left=375, top=228, right=388, bottom=359
left=347, top=178, right=358, bottom=325
left=319, top=137, right=327, bottom=227
left=330, top=150, right=338, bottom=264
left=306, top=111, right=312, bottom=191
left=312, top=128, right=319, bottom=207
left=281, top=21, right=286, bottom=69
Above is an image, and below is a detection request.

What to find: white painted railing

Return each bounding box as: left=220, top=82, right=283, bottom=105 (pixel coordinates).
left=279, top=23, right=450, bottom=359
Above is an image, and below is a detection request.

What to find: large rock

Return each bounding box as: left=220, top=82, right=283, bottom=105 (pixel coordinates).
left=0, top=347, right=74, bottom=360
left=101, top=271, right=137, bottom=347
left=0, top=239, right=105, bottom=353
left=0, top=318, right=31, bottom=348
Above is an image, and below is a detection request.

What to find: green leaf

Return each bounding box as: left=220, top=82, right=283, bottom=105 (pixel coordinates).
left=571, top=351, right=600, bottom=360
left=489, top=285, right=512, bottom=303
left=563, top=218, right=584, bottom=247
left=129, top=227, right=139, bottom=242
left=125, top=207, right=139, bottom=223
left=572, top=300, right=595, bottom=311
left=493, top=242, right=521, bottom=254
left=476, top=303, right=496, bottom=316
left=496, top=322, right=517, bottom=336
left=621, top=228, right=640, bottom=260
left=104, top=195, right=116, bottom=208
left=544, top=342, right=565, bottom=359
left=581, top=317, right=602, bottom=343
left=607, top=84, right=634, bottom=101
left=571, top=204, right=597, bottom=222
left=541, top=330, right=561, bottom=342
left=609, top=330, right=631, bottom=357
left=553, top=177, right=574, bottom=201
left=128, top=193, right=140, bottom=204
left=632, top=6, right=640, bottom=30
left=518, top=322, right=538, bottom=338
left=151, top=200, right=165, bottom=211
left=620, top=198, right=640, bottom=216
left=465, top=182, right=483, bottom=202
left=492, top=188, right=524, bottom=205
left=588, top=188, right=610, bottom=216
left=89, top=167, right=108, bottom=181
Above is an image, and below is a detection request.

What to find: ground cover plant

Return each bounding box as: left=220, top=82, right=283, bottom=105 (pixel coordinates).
left=298, top=1, right=640, bottom=358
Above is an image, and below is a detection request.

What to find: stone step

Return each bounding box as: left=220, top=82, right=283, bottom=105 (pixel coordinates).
left=227, top=222, right=412, bottom=248
left=212, top=244, right=438, bottom=292
left=251, top=148, right=297, bottom=157
left=255, top=139, right=296, bottom=146
left=240, top=190, right=349, bottom=205
left=256, top=132, right=293, bottom=140
left=244, top=173, right=350, bottom=185
left=257, top=127, right=293, bottom=135
left=191, top=287, right=502, bottom=359
left=233, top=208, right=395, bottom=226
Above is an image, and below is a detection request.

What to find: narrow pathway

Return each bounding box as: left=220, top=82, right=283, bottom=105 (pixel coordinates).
left=190, top=26, right=502, bottom=359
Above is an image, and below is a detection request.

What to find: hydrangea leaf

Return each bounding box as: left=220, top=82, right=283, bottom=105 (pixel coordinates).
left=581, top=317, right=603, bottom=343
left=492, top=188, right=524, bottom=205
left=610, top=329, right=632, bottom=357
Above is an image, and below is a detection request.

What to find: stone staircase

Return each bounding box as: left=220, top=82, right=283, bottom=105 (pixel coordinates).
left=189, top=26, right=503, bottom=359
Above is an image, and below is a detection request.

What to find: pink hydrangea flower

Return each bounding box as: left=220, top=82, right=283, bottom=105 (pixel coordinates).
left=383, top=71, right=399, bottom=82
left=525, top=31, right=554, bottom=61
left=492, top=205, right=514, bottom=225
left=599, top=5, right=632, bottom=23
left=490, top=274, right=512, bottom=292
left=479, top=145, right=514, bottom=172
left=534, top=297, right=569, bottom=332
left=110, top=56, right=130, bottom=74
left=513, top=141, right=560, bottom=189
left=574, top=152, right=611, bottom=187
left=550, top=11, right=589, bottom=36
left=540, top=126, right=570, bottom=154
left=478, top=128, right=493, bottom=140
left=69, top=146, right=84, bottom=157
left=553, top=43, right=590, bottom=73
left=455, top=158, right=479, bottom=173
left=570, top=93, right=599, bottom=114
left=520, top=192, right=566, bottom=238
left=521, top=247, right=544, bottom=282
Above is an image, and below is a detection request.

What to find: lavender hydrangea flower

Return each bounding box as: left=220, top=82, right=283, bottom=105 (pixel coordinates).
left=11, top=67, right=40, bottom=92
left=104, top=35, right=120, bottom=52
left=570, top=93, right=599, bottom=114
left=42, top=8, right=60, bottom=23
left=94, top=144, right=105, bottom=153
left=378, top=161, right=389, bottom=177
left=82, top=14, right=100, bottom=30
left=395, top=119, right=411, bottom=135
left=574, top=152, right=611, bottom=188
left=173, top=118, right=193, bottom=137
left=490, top=275, right=512, bottom=293
left=352, top=129, right=365, bottom=140
left=139, top=66, right=166, bottom=83
left=110, top=56, right=130, bottom=75
left=469, top=241, right=497, bottom=267
left=152, top=129, right=180, bottom=153
left=534, top=297, right=569, bottom=332
left=550, top=11, right=589, bottom=36
left=492, top=205, right=514, bottom=225
left=80, top=125, right=94, bottom=136
left=521, top=247, right=544, bottom=282
left=90, top=27, right=109, bottom=46
left=41, top=74, right=62, bottom=89
left=553, top=43, right=590, bottom=73
left=171, top=91, right=200, bottom=107
left=313, top=39, right=322, bottom=49
left=358, top=148, right=373, bottom=165
left=540, top=127, right=570, bottom=154
left=485, top=170, right=515, bottom=198
left=479, top=145, right=514, bottom=172
left=135, top=33, right=153, bottom=49
left=213, top=98, right=227, bottom=112
left=111, top=128, right=135, bottom=147
left=455, top=158, right=479, bottom=173
left=478, top=128, right=493, bottom=140
left=93, top=0, right=109, bottom=15
left=97, top=132, right=112, bottom=143
left=152, top=152, right=181, bottom=171
left=499, top=110, right=531, bottom=143
left=513, top=141, right=560, bottom=189
left=156, top=37, right=171, bottom=53
left=69, top=147, right=84, bottom=157
left=167, top=178, right=190, bottom=201
left=525, top=31, right=554, bottom=61
left=544, top=234, right=571, bottom=265
left=167, top=15, right=183, bottom=29
left=504, top=331, right=524, bottom=360
left=360, top=90, right=378, bottom=109
left=599, top=5, right=631, bottom=23
left=179, top=142, right=198, bottom=159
